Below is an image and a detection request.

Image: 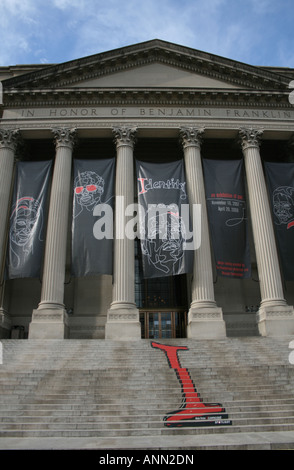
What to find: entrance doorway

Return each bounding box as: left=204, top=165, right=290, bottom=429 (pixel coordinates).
left=140, top=311, right=187, bottom=339
left=135, top=240, right=189, bottom=339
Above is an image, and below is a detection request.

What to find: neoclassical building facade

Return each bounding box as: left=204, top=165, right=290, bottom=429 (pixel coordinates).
left=0, top=40, right=294, bottom=340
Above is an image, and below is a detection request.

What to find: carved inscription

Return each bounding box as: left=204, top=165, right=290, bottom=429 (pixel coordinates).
left=3, top=107, right=294, bottom=121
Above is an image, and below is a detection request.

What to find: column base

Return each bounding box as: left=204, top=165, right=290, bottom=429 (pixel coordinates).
left=29, top=306, right=69, bottom=339
left=105, top=304, right=141, bottom=341
left=187, top=304, right=226, bottom=339
left=0, top=309, right=11, bottom=339
left=257, top=303, right=294, bottom=337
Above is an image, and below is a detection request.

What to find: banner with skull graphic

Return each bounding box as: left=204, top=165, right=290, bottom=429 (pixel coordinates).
left=136, top=160, right=194, bottom=279
left=264, top=162, right=294, bottom=281
left=72, top=158, right=115, bottom=277
left=203, top=159, right=251, bottom=279
left=7, top=160, right=52, bottom=279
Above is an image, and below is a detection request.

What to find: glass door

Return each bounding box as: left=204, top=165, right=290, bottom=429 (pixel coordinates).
left=148, top=312, right=160, bottom=339
left=141, top=311, right=186, bottom=339
left=160, top=312, right=173, bottom=338
left=147, top=312, right=172, bottom=339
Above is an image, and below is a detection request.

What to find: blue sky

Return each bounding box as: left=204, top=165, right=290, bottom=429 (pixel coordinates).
left=0, top=0, right=294, bottom=68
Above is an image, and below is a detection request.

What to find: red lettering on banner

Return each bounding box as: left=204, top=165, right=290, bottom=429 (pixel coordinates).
left=138, top=177, right=148, bottom=194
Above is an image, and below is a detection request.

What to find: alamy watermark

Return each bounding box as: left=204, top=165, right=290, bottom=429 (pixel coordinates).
left=92, top=199, right=202, bottom=250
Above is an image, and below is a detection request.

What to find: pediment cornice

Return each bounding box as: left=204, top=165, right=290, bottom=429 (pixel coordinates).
left=3, top=40, right=291, bottom=88
left=2, top=40, right=293, bottom=109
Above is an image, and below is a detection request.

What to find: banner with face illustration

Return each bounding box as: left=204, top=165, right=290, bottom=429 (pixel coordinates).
left=72, top=158, right=115, bottom=277
left=264, top=162, right=294, bottom=281
left=7, top=160, right=52, bottom=279
left=136, top=160, right=194, bottom=279
left=203, top=159, right=251, bottom=279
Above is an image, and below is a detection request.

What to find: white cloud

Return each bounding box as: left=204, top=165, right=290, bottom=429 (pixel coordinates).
left=0, top=0, right=292, bottom=66
left=63, top=0, right=231, bottom=59
left=0, top=0, right=41, bottom=63
left=1, top=0, right=36, bottom=16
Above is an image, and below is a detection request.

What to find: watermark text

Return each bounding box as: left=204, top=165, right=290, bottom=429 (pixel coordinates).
left=92, top=200, right=201, bottom=250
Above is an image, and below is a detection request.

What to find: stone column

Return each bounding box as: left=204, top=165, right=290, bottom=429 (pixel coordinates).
left=29, top=128, right=77, bottom=339
left=105, top=127, right=141, bottom=340
left=0, top=129, right=20, bottom=337
left=239, top=127, right=294, bottom=336
left=180, top=127, right=226, bottom=339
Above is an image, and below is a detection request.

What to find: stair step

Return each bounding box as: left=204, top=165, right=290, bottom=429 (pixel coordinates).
left=1, top=337, right=294, bottom=448
left=1, top=423, right=294, bottom=439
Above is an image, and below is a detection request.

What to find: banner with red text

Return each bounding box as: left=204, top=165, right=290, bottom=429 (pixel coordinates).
left=203, top=159, right=251, bottom=279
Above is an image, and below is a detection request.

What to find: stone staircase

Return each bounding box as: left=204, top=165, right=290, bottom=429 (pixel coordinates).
left=1, top=337, right=294, bottom=449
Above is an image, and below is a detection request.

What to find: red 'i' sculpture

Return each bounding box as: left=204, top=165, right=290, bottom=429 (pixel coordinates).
left=151, top=342, right=231, bottom=427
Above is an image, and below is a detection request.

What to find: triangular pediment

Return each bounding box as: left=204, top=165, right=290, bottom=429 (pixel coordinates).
left=71, top=62, right=240, bottom=89
left=2, top=40, right=291, bottom=108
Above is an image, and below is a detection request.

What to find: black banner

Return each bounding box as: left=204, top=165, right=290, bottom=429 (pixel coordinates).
left=7, top=160, right=52, bottom=279
left=136, top=160, right=194, bottom=279
left=203, top=159, right=251, bottom=279
left=264, top=162, right=294, bottom=281
left=72, top=158, right=115, bottom=277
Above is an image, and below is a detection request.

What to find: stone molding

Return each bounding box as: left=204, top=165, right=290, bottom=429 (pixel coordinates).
left=3, top=89, right=291, bottom=109
left=31, top=312, right=68, bottom=322
left=189, top=309, right=224, bottom=320
left=107, top=312, right=138, bottom=322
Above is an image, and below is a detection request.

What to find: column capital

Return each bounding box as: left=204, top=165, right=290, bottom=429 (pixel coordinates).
left=0, top=128, right=21, bottom=152
left=179, top=127, right=205, bottom=149
left=239, top=127, right=263, bottom=151
left=52, top=127, right=77, bottom=150
left=112, top=126, right=137, bottom=149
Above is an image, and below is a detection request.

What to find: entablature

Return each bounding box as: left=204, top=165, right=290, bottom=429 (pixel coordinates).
left=2, top=87, right=291, bottom=109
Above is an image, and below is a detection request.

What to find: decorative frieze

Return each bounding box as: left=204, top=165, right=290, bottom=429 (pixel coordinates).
left=108, top=312, right=138, bottom=321
left=190, top=311, right=223, bottom=320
